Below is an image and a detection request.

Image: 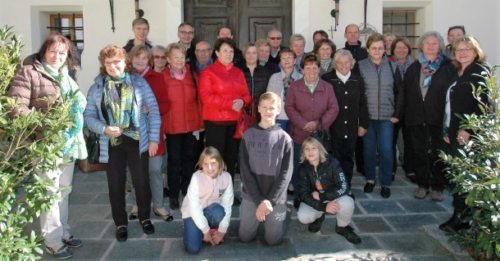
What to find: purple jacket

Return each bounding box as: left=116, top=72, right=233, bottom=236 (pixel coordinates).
left=285, top=78, right=339, bottom=144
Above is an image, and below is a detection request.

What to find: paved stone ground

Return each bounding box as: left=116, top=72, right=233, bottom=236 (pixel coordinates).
left=38, top=167, right=473, bottom=261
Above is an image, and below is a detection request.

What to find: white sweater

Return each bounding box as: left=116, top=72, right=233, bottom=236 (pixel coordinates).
left=181, top=170, right=233, bottom=233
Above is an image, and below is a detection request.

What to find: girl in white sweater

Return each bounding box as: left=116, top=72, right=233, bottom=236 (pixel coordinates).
left=181, top=146, right=234, bottom=253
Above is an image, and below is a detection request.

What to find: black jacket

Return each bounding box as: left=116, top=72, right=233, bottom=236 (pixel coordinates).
left=240, top=65, right=272, bottom=110
left=397, top=58, right=456, bottom=127
left=268, top=45, right=287, bottom=66
left=123, top=39, right=152, bottom=53
left=298, top=157, right=349, bottom=212
left=322, top=71, right=369, bottom=139
left=447, top=62, right=490, bottom=142
left=344, top=41, right=368, bottom=74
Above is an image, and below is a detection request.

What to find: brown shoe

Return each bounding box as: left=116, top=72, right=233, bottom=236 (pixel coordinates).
left=431, top=191, right=444, bottom=201
left=414, top=187, right=429, bottom=199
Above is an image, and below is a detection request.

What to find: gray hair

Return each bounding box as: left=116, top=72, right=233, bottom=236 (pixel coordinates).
left=152, top=45, right=165, bottom=53
left=289, top=34, right=305, bottom=46
left=417, top=31, right=445, bottom=52
left=333, top=49, right=355, bottom=69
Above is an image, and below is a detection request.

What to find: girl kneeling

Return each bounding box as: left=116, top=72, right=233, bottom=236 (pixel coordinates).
left=181, top=146, right=234, bottom=253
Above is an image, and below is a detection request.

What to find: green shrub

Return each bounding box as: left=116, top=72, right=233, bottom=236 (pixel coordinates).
left=0, top=25, right=74, bottom=260
left=440, top=66, right=499, bottom=260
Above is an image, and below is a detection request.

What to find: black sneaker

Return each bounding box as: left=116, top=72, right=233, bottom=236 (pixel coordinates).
left=308, top=214, right=325, bottom=233
left=363, top=182, right=375, bottom=193
left=335, top=225, right=361, bottom=244
left=141, top=220, right=155, bottom=234
left=45, top=245, right=73, bottom=260
left=62, top=235, right=83, bottom=248
left=381, top=187, right=391, bottom=198
left=233, top=195, right=241, bottom=206
left=115, top=226, right=128, bottom=242
left=169, top=198, right=180, bottom=210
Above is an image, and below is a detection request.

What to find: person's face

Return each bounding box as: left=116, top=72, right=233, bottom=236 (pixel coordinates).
left=422, top=35, right=440, bottom=57
left=178, top=25, right=195, bottom=45
left=258, top=99, right=281, bottom=123
left=303, top=62, right=320, bottom=83
left=43, top=43, right=68, bottom=70
left=291, top=40, right=305, bottom=56
left=454, top=42, right=476, bottom=67
left=368, top=41, right=385, bottom=61
left=244, top=46, right=258, bottom=65
left=318, top=43, right=333, bottom=60
left=133, top=23, right=149, bottom=41
left=279, top=52, right=295, bottom=71
left=215, top=43, right=234, bottom=65
left=257, top=45, right=271, bottom=62
left=132, top=52, right=149, bottom=72
left=152, top=49, right=167, bottom=71
left=447, top=28, right=464, bottom=45
left=313, top=34, right=326, bottom=45
left=393, top=41, right=409, bottom=61
left=195, top=42, right=212, bottom=64
left=384, top=36, right=395, bottom=53
left=201, top=156, right=220, bottom=179
left=167, top=48, right=186, bottom=71
left=267, top=31, right=282, bottom=49
left=335, top=55, right=352, bottom=76
left=104, top=55, right=126, bottom=78
left=345, top=26, right=360, bottom=44
left=303, top=143, right=320, bottom=164
left=218, top=28, right=232, bottom=39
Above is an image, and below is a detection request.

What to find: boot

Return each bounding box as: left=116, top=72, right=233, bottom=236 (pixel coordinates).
left=439, top=210, right=469, bottom=232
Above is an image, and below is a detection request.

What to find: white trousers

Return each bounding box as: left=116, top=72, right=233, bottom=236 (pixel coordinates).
left=297, top=195, right=354, bottom=227
left=39, top=163, right=75, bottom=248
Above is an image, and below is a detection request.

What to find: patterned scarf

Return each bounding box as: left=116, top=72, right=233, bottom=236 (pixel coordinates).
left=320, top=58, right=332, bottom=74
left=396, top=56, right=414, bottom=79
left=418, top=52, right=444, bottom=88
left=103, top=73, right=140, bottom=146
left=42, top=62, right=87, bottom=160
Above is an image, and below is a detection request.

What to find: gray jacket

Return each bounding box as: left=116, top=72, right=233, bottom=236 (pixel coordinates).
left=358, top=56, right=395, bottom=120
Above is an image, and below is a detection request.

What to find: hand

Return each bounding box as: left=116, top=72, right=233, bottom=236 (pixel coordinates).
left=256, top=200, right=273, bottom=222
left=232, top=99, right=244, bottom=112
left=104, top=126, right=123, bottom=138
left=202, top=232, right=215, bottom=245
left=211, top=231, right=225, bottom=245
left=390, top=117, right=399, bottom=124
left=303, top=121, right=318, bottom=132
left=325, top=200, right=339, bottom=214
left=443, top=136, right=450, bottom=144
left=143, top=105, right=149, bottom=114
left=311, top=191, right=320, bottom=201
left=148, top=142, right=158, bottom=157
left=358, top=127, right=367, bottom=137
left=457, top=130, right=471, bottom=145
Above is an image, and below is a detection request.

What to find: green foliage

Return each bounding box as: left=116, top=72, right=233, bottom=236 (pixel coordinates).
left=440, top=66, right=500, bottom=260
left=0, top=25, right=74, bottom=260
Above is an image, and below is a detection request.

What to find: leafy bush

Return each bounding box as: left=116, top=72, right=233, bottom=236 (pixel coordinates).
left=440, top=66, right=499, bottom=260
left=0, top=25, right=74, bottom=260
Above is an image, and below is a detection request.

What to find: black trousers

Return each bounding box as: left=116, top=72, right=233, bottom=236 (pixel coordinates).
left=409, top=124, right=447, bottom=191
left=204, top=121, right=239, bottom=178
left=402, top=126, right=416, bottom=174
left=107, top=136, right=151, bottom=226
left=355, top=137, right=364, bottom=174
left=332, top=136, right=357, bottom=186
left=446, top=141, right=467, bottom=213
left=166, top=132, right=196, bottom=199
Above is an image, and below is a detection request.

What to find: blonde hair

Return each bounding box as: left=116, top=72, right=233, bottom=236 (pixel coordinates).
left=452, top=35, right=486, bottom=71
left=299, top=137, right=328, bottom=163
left=165, top=42, right=187, bottom=57
left=195, top=146, right=226, bottom=175
left=259, top=91, right=282, bottom=108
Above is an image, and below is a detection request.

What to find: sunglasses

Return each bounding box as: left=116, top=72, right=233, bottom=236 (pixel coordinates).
left=154, top=55, right=166, bottom=59
left=269, top=37, right=282, bottom=40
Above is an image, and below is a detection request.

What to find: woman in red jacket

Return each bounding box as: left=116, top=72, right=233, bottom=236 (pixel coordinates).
left=199, top=38, right=252, bottom=192
left=164, top=43, right=204, bottom=209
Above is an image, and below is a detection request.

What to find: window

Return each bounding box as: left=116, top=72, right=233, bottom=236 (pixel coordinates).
left=48, top=13, right=84, bottom=51
left=383, top=10, right=419, bottom=52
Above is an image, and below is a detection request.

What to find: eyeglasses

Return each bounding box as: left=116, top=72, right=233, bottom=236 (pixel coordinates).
left=269, top=37, right=282, bottom=40
left=154, top=55, right=166, bottom=59
left=104, top=60, right=123, bottom=67
left=179, top=31, right=194, bottom=35
left=196, top=48, right=212, bottom=53
left=455, top=48, right=473, bottom=53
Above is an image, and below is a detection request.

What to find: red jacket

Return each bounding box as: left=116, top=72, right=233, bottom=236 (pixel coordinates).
left=144, top=69, right=167, bottom=156
left=163, top=64, right=203, bottom=134
left=199, top=60, right=252, bottom=122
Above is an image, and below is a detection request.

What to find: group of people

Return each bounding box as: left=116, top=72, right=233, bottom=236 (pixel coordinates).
left=7, top=14, right=491, bottom=258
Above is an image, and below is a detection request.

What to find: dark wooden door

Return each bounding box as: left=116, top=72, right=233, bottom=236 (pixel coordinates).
left=184, top=0, right=292, bottom=49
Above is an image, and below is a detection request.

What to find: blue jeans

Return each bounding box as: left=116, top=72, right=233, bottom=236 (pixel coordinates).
left=183, top=203, right=226, bottom=254
left=149, top=156, right=164, bottom=209
left=363, top=120, right=394, bottom=187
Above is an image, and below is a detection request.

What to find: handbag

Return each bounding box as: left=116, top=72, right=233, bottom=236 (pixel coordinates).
left=78, top=129, right=107, bottom=173
left=311, top=119, right=333, bottom=153
left=233, top=106, right=256, bottom=139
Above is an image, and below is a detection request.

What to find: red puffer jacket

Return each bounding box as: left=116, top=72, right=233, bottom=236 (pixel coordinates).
left=199, top=59, right=252, bottom=122
left=163, top=64, right=203, bottom=134
left=144, top=69, right=167, bottom=156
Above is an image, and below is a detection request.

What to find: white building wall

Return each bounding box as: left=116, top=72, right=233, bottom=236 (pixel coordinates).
left=0, top=0, right=498, bottom=93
